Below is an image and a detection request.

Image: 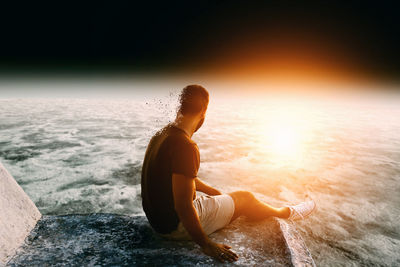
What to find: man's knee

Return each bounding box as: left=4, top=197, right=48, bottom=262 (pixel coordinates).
left=237, top=190, right=255, bottom=201
left=229, top=190, right=256, bottom=208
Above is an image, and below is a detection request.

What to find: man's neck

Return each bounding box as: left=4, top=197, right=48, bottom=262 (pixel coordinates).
left=172, top=119, right=193, bottom=138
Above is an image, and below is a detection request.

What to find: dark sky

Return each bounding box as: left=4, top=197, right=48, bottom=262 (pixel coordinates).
left=1, top=1, right=399, bottom=81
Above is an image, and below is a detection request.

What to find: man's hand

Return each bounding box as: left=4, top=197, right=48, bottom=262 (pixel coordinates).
left=213, top=189, right=222, bottom=195
left=201, top=241, right=239, bottom=263
left=195, top=178, right=222, bottom=196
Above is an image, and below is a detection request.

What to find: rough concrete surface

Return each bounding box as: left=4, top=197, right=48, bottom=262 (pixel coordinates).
left=1, top=162, right=315, bottom=266
left=279, top=220, right=316, bottom=267
left=0, top=162, right=41, bottom=265
left=8, top=214, right=291, bottom=266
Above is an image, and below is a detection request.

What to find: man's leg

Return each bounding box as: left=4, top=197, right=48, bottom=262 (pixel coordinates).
left=228, top=191, right=290, bottom=223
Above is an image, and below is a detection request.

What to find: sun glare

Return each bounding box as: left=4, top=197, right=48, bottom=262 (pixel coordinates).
left=254, top=101, right=312, bottom=166
left=260, top=121, right=304, bottom=159
left=269, top=125, right=299, bottom=154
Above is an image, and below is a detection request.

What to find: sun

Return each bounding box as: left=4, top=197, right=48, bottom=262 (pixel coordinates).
left=255, top=107, right=309, bottom=165
left=261, top=121, right=303, bottom=159
left=269, top=125, right=299, bottom=154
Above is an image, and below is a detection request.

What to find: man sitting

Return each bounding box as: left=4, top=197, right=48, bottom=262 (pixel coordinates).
left=141, top=84, right=316, bottom=263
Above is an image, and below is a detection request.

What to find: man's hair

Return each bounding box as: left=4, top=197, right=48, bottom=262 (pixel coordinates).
left=177, top=84, right=209, bottom=115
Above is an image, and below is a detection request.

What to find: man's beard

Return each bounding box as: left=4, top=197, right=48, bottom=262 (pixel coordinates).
left=194, top=117, right=205, bottom=133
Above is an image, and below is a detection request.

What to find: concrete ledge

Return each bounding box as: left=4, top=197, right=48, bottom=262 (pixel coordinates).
left=0, top=162, right=41, bottom=265
left=1, top=162, right=316, bottom=266
left=279, top=220, right=316, bottom=267
left=8, top=214, right=292, bottom=266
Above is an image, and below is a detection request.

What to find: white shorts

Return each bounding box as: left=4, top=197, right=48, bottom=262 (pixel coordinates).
left=159, top=194, right=235, bottom=240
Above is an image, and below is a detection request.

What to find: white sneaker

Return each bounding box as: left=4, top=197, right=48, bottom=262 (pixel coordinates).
left=287, top=200, right=316, bottom=220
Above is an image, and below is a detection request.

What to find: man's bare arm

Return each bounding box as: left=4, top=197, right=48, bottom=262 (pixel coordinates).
left=172, top=173, right=210, bottom=247
left=194, top=177, right=222, bottom=196
left=172, top=173, right=238, bottom=262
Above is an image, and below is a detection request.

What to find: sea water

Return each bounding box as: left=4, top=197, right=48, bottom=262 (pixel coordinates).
left=0, top=87, right=399, bottom=266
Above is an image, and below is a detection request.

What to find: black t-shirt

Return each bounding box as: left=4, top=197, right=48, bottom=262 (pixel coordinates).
left=141, top=123, right=200, bottom=234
